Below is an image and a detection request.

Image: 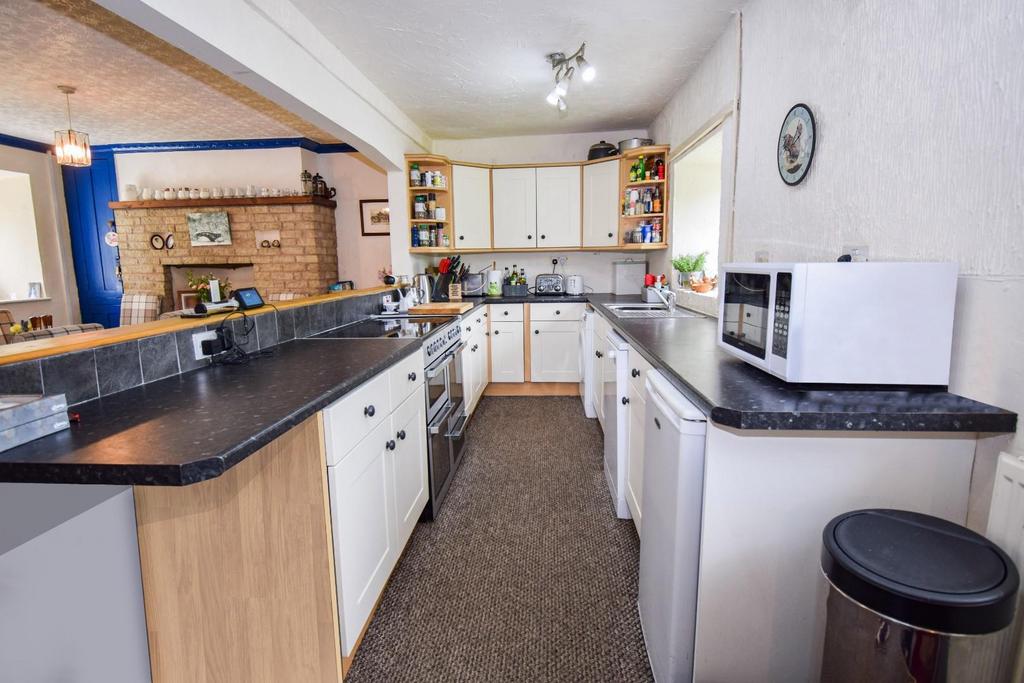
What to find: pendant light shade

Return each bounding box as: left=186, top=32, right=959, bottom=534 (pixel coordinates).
left=54, top=86, right=91, bottom=167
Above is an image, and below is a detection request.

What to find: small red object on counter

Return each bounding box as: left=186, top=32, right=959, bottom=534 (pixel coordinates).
left=644, top=273, right=656, bottom=287
left=68, top=411, right=81, bottom=423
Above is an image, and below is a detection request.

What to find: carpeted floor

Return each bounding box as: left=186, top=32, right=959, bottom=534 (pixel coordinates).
left=345, top=396, right=653, bottom=683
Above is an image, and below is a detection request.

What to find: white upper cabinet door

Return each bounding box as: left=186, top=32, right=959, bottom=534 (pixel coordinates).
left=530, top=320, right=581, bottom=383
left=582, top=160, right=620, bottom=247
left=492, top=168, right=537, bottom=249
left=536, top=166, right=581, bottom=248
left=489, top=321, right=525, bottom=383
left=452, top=164, right=491, bottom=249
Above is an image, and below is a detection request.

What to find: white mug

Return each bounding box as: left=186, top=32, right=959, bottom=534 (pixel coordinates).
left=212, top=187, right=224, bottom=199
left=140, top=187, right=152, bottom=200
left=259, top=187, right=270, bottom=197
left=124, top=184, right=139, bottom=200
left=177, top=188, right=188, bottom=199
left=271, top=188, right=282, bottom=197
left=189, top=188, right=201, bottom=199
left=153, top=189, right=164, bottom=200
left=224, top=187, right=235, bottom=198
left=200, top=188, right=211, bottom=199
left=246, top=185, right=257, bottom=197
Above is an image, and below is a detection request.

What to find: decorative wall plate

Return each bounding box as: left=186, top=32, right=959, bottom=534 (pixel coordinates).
left=149, top=233, right=165, bottom=250
left=778, top=103, right=815, bottom=185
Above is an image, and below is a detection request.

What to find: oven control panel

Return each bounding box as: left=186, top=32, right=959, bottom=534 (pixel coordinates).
left=425, top=321, right=462, bottom=363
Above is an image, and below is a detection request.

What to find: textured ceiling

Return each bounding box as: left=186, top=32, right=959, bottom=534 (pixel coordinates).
left=292, top=0, right=744, bottom=139
left=0, top=0, right=338, bottom=145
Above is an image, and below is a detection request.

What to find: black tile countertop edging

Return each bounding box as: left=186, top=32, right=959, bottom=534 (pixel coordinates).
left=0, top=338, right=421, bottom=486
left=584, top=295, right=1017, bottom=434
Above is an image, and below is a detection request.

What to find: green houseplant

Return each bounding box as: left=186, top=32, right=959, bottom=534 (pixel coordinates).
left=672, top=252, right=708, bottom=289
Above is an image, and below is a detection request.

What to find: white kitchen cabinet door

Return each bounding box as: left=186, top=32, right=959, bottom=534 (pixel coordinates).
left=530, top=320, right=581, bottom=383
left=489, top=321, right=524, bottom=382
left=390, top=386, right=428, bottom=547
left=328, top=419, right=396, bottom=655
left=475, top=330, right=489, bottom=400
left=492, top=167, right=537, bottom=249
left=592, top=333, right=608, bottom=428
left=536, top=166, right=581, bottom=248
left=626, top=379, right=646, bottom=533
left=582, top=159, right=620, bottom=247
left=452, top=164, right=491, bottom=249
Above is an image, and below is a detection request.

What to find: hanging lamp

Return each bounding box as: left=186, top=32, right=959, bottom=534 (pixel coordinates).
left=54, top=85, right=91, bottom=167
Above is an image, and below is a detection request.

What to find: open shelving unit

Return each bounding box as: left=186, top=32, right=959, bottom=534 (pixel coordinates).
left=407, top=154, right=453, bottom=250
left=618, top=145, right=669, bottom=247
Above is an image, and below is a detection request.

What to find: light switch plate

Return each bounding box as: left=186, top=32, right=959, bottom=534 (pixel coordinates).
left=192, top=330, right=217, bottom=360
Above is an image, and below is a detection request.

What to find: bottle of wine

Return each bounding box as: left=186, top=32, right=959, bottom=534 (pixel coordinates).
left=519, top=268, right=527, bottom=286
left=503, top=267, right=510, bottom=284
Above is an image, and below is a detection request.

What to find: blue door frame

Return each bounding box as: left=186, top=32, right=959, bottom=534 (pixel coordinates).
left=62, top=150, right=122, bottom=327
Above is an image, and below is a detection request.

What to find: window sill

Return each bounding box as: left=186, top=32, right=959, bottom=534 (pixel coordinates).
left=673, top=288, right=718, bottom=317
left=0, top=297, right=52, bottom=305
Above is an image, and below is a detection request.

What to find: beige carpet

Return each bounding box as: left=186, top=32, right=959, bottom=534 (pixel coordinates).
left=345, top=396, right=653, bottom=683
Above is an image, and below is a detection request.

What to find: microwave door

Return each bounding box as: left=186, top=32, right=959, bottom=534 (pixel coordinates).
left=722, top=272, right=771, bottom=363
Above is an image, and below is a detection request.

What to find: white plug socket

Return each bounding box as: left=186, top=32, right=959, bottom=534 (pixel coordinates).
left=192, top=330, right=217, bottom=360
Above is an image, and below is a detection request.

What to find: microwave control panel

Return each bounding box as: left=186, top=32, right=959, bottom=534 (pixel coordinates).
left=772, top=273, right=792, bottom=358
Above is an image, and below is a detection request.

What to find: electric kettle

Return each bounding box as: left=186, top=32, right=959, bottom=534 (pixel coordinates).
left=566, top=274, right=585, bottom=295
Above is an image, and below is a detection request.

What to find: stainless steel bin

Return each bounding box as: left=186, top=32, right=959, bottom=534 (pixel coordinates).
left=820, top=509, right=1020, bottom=682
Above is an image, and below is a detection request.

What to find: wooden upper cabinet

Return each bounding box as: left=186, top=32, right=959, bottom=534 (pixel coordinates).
left=536, top=166, right=582, bottom=248
left=583, top=159, right=620, bottom=247
left=452, top=164, right=491, bottom=249
left=492, top=168, right=537, bottom=249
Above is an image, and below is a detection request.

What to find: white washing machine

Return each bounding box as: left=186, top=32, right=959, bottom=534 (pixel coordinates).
left=638, top=369, right=708, bottom=682
left=602, top=329, right=631, bottom=518
left=578, top=309, right=596, bottom=418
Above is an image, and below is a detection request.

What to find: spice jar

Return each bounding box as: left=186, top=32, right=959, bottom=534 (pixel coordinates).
left=427, top=193, right=437, bottom=218
left=413, top=195, right=427, bottom=219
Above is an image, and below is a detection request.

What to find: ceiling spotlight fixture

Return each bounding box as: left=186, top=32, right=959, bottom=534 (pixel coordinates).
left=54, top=85, right=91, bottom=167
left=544, top=42, right=595, bottom=111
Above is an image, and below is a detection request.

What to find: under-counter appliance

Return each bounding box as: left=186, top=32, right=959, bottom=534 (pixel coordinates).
left=311, top=315, right=466, bottom=519
left=578, top=309, right=596, bottom=418
left=638, top=370, right=708, bottom=683
left=566, top=274, right=584, bottom=296
left=718, top=262, right=959, bottom=385
left=602, top=329, right=631, bottom=518
left=534, top=273, right=565, bottom=295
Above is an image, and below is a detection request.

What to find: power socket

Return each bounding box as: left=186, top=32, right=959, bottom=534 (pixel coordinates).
left=194, top=328, right=235, bottom=358
left=192, top=330, right=217, bottom=360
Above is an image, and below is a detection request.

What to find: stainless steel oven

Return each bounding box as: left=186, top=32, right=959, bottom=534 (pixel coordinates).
left=421, top=323, right=466, bottom=520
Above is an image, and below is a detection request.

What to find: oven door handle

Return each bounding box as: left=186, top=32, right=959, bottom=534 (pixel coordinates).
left=446, top=411, right=469, bottom=440
left=428, top=402, right=455, bottom=435
left=425, top=341, right=466, bottom=379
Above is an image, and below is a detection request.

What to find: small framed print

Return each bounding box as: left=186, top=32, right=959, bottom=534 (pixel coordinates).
left=778, top=103, right=816, bottom=186
left=187, top=211, right=232, bottom=246
left=360, top=199, right=391, bottom=236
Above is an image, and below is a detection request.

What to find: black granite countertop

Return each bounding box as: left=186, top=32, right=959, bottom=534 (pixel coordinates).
left=587, top=295, right=1017, bottom=433
left=0, top=338, right=420, bottom=485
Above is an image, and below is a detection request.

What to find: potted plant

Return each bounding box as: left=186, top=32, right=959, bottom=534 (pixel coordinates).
left=672, top=252, right=708, bottom=289
left=186, top=271, right=232, bottom=302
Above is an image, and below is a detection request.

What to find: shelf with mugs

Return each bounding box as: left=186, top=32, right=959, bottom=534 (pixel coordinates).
left=108, top=195, right=337, bottom=210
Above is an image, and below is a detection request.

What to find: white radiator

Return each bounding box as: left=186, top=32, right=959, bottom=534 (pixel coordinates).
left=986, top=451, right=1024, bottom=682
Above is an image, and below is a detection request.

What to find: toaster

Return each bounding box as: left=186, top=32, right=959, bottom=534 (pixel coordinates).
left=534, top=273, right=565, bottom=295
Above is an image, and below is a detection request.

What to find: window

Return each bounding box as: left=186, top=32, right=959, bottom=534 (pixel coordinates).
left=670, top=127, right=724, bottom=284
left=0, top=169, right=45, bottom=302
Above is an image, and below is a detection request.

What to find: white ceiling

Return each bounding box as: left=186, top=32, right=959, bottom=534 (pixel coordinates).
left=0, top=0, right=334, bottom=145
left=293, top=0, right=743, bottom=139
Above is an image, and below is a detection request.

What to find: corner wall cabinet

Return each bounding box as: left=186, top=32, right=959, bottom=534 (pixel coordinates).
left=406, top=148, right=669, bottom=255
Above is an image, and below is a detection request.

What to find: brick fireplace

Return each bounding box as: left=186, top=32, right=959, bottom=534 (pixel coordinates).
left=110, top=196, right=338, bottom=310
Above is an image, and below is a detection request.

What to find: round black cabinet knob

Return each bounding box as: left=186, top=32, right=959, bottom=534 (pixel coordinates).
left=476, top=318, right=482, bottom=323
left=494, top=330, right=500, bottom=335
left=467, top=326, right=472, bottom=332
left=503, top=311, right=509, bottom=316
left=555, top=310, right=560, bottom=315
left=595, top=351, right=603, bottom=358
left=622, top=396, right=630, bottom=405
left=459, top=235, right=465, bottom=240
left=408, top=371, right=417, bottom=382
left=364, top=405, right=376, bottom=417
left=540, top=234, right=546, bottom=239
left=386, top=440, right=396, bottom=451
left=631, top=368, right=640, bottom=378
left=608, top=232, right=614, bottom=238
left=397, top=430, right=406, bottom=441
left=527, top=234, right=533, bottom=240
left=534, top=330, right=539, bottom=335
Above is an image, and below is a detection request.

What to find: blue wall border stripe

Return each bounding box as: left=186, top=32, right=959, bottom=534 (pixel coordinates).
left=0, top=132, right=52, bottom=154
left=91, top=137, right=357, bottom=155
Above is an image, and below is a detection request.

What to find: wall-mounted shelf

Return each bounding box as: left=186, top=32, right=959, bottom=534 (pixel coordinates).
left=109, top=195, right=337, bottom=210
left=624, top=179, right=666, bottom=188
left=621, top=212, right=665, bottom=219
left=407, top=186, right=448, bottom=192
left=410, top=243, right=667, bottom=255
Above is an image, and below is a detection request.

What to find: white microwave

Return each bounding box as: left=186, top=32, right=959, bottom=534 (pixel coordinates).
left=717, top=262, right=958, bottom=385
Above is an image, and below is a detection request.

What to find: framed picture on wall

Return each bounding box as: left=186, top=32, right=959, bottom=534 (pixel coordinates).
left=187, top=211, right=232, bottom=245
left=360, top=199, right=391, bottom=236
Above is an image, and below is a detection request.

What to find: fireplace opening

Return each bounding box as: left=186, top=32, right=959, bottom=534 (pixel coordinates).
left=165, top=264, right=254, bottom=309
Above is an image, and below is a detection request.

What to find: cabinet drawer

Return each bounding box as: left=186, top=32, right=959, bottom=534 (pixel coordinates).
left=530, top=302, right=584, bottom=322
left=323, top=371, right=391, bottom=467
left=389, top=349, right=425, bottom=410
left=461, top=308, right=486, bottom=337
left=490, top=304, right=524, bottom=322
left=628, top=345, right=653, bottom=394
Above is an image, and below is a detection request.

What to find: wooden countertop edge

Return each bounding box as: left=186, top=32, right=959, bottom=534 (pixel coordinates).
left=0, top=286, right=394, bottom=366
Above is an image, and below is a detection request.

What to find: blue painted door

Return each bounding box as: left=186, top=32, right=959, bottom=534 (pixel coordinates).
left=62, top=151, right=122, bottom=327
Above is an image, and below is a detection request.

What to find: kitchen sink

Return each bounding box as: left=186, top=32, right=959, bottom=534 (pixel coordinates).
left=605, top=303, right=701, bottom=319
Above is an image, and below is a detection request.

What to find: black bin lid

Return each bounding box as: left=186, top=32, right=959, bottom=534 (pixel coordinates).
left=821, top=509, right=1020, bottom=635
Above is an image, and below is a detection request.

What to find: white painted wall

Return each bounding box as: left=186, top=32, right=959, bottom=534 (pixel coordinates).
left=315, top=152, right=391, bottom=288
left=114, top=147, right=305, bottom=192
left=432, top=128, right=649, bottom=165
left=0, top=144, right=78, bottom=325
left=0, top=172, right=45, bottom=301
left=650, top=1, right=1024, bottom=528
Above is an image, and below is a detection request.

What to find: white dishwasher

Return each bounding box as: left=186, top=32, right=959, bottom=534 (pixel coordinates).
left=638, top=369, right=708, bottom=683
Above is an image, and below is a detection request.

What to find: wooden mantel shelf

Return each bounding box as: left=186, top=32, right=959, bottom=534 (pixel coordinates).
left=109, top=195, right=337, bottom=210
